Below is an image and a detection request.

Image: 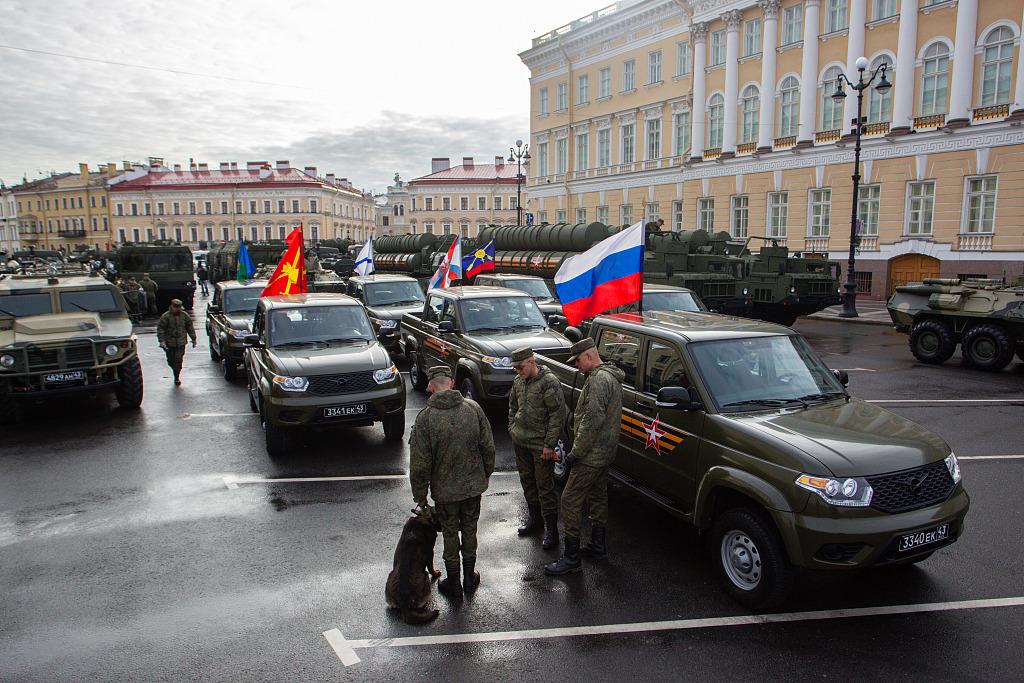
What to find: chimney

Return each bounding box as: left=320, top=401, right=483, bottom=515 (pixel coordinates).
left=123, top=161, right=132, bottom=171
left=219, top=162, right=229, bottom=171
left=106, top=163, right=119, bottom=177
left=495, top=155, right=505, bottom=167
left=190, top=159, right=198, bottom=171
left=431, top=157, right=450, bottom=174
left=148, top=156, right=163, bottom=167
left=276, top=160, right=290, bottom=170
left=463, top=157, right=474, bottom=168
left=198, top=163, right=209, bottom=171
left=174, top=164, right=182, bottom=172
left=246, top=161, right=263, bottom=170
left=326, top=173, right=335, bottom=184
left=230, top=162, right=238, bottom=170
left=79, top=162, right=89, bottom=181
left=304, top=166, right=317, bottom=177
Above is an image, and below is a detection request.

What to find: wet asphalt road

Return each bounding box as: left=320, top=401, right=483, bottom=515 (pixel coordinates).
left=2, top=303, right=1023, bottom=682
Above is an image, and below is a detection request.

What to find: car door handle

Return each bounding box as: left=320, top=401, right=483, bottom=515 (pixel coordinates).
left=636, top=396, right=655, bottom=409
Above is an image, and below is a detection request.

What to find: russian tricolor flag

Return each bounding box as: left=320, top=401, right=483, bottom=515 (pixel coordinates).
left=554, top=221, right=644, bottom=326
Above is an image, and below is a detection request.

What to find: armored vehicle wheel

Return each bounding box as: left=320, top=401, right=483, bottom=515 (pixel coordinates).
left=208, top=336, right=220, bottom=361
left=909, top=320, right=956, bottom=364
left=114, top=355, right=144, bottom=409
left=709, top=508, right=794, bottom=611
left=383, top=412, right=406, bottom=441
left=261, top=398, right=287, bottom=457
left=0, top=391, right=23, bottom=424
left=961, top=323, right=1014, bottom=371
left=222, top=356, right=237, bottom=381
left=460, top=376, right=478, bottom=402
left=408, top=352, right=427, bottom=391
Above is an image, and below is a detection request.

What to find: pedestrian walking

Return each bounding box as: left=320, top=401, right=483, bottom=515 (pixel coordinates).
left=156, top=298, right=197, bottom=386
left=409, top=366, right=495, bottom=596
left=139, top=273, right=159, bottom=316
left=545, top=338, right=624, bottom=576
left=196, top=262, right=209, bottom=296
left=508, top=346, right=566, bottom=550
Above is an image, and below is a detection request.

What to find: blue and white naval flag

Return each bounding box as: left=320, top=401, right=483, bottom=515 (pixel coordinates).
left=354, top=238, right=375, bottom=276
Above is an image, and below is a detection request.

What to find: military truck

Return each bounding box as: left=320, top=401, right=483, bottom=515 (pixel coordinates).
left=547, top=283, right=707, bottom=337
left=345, top=274, right=424, bottom=356
left=0, top=271, right=143, bottom=421
left=207, top=240, right=287, bottom=284
left=243, top=293, right=407, bottom=456
left=536, top=311, right=969, bottom=609
left=470, top=273, right=561, bottom=318
left=373, top=233, right=456, bottom=289
left=476, top=222, right=614, bottom=281
left=116, top=242, right=196, bottom=310
left=206, top=279, right=268, bottom=380
left=887, top=277, right=1024, bottom=370
left=399, top=286, right=573, bottom=402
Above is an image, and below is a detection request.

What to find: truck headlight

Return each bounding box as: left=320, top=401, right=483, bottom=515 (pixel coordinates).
left=377, top=319, right=398, bottom=329
left=272, top=375, right=308, bottom=392
left=482, top=355, right=512, bottom=369
left=104, top=344, right=120, bottom=357
left=796, top=474, right=873, bottom=507
left=945, top=452, right=962, bottom=484
left=373, top=364, right=398, bottom=384
left=0, top=354, right=14, bottom=368
left=790, top=286, right=796, bottom=294
left=742, top=288, right=749, bottom=296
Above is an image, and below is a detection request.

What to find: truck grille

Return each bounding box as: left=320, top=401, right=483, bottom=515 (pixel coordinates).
left=26, top=342, right=96, bottom=372
left=867, top=460, right=955, bottom=514
left=701, top=282, right=734, bottom=298
left=801, top=281, right=834, bottom=295
left=306, top=371, right=376, bottom=396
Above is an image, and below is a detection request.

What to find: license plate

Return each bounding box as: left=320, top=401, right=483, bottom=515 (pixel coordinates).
left=898, top=523, right=949, bottom=553
left=44, top=370, right=86, bottom=384
left=324, top=404, right=366, bottom=418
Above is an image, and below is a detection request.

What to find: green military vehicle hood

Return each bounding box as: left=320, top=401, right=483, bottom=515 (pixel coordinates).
left=465, top=329, right=571, bottom=357
left=267, top=341, right=392, bottom=378
left=1, top=312, right=132, bottom=347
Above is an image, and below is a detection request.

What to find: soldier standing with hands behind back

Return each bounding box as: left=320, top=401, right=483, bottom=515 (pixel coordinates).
left=508, top=346, right=566, bottom=550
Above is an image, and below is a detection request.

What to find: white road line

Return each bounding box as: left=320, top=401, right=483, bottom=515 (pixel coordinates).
left=866, top=399, right=1024, bottom=404
left=183, top=412, right=254, bottom=418
left=223, top=471, right=518, bottom=489
left=325, top=596, right=1024, bottom=666
left=959, top=455, right=1024, bottom=461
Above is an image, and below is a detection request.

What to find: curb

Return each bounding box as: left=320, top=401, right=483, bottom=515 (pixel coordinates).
left=806, top=314, right=894, bottom=327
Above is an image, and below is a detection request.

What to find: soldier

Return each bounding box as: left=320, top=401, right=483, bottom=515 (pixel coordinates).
left=409, top=366, right=495, bottom=596
left=139, top=273, right=159, bottom=316
left=545, top=337, right=624, bottom=576
left=121, top=276, right=141, bottom=321
left=196, top=262, right=209, bottom=296
left=508, top=346, right=566, bottom=550
left=156, top=298, right=197, bottom=386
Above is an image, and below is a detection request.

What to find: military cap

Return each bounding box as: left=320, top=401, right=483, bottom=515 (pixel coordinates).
left=426, top=365, right=453, bottom=381
left=170, top=298, right=184, bottom=306
left=511, top=347, right=534, bottom=365
left=567, top=337, right=596, bottom=363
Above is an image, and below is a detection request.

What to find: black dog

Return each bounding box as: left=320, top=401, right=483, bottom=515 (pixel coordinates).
left=386, top=509, right=442, bottom=624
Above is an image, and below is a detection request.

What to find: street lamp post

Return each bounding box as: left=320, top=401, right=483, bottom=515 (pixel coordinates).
left=508, top=139, right=530, bottom=226
left=832, top=57, right=891, bottom=318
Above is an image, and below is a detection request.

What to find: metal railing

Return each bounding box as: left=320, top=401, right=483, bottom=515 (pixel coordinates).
left=774, top=135, right=797, bottom=149
left=704, top=147, right=722, bottom=160
left=737, top=142, right=756, bottom=155
left=972, top=104, right=1009, bottom=122
left=815, top=129, right=841, bottom=143
left=863, top=121, right=890, bottom=136
left=913, top=113, right=945, bottom=129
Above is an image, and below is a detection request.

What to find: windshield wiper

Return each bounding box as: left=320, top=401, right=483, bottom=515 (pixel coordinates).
left=272, top=340, right=322, bottom=349
left=509, top=323, right=545, bottom=331
left=467, top=326, right=513, bottom=333
left=321, top=337, right=369, bottom=345
left=723, top=398, right=808, bottom=409
left=796, top=391, right=847, bottom=404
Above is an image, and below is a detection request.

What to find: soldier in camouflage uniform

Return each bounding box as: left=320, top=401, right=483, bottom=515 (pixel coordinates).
left=156, top=298, right=197, bottom=386
left=410, top=366, right=496, bottom=596
left=139, top=273, right=159, bottom=316
left=508, top=346, right=566, bottom=550
left=546, top=337, right=625, bottom=576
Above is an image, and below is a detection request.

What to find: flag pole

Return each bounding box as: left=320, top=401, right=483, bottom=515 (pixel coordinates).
left=637, top=226, right=645, bottom=316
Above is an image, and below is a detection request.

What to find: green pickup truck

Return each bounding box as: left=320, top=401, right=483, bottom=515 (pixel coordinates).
left=537, top=311, right=969, bottom=609
left=400, top=286, right=573, bottom=402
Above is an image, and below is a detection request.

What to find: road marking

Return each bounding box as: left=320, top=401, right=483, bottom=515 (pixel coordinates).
left=183, top=412, right=253, bottom=418
left=959, top=454, right=1024, bottom=461
left=324, top=596, right=1024, bottom=666
left=866, top=399, right=1024, bottom=404
left=223, top=471, right=518, bottom=489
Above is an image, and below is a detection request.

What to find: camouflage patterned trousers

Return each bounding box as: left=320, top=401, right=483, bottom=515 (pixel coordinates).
left=513, top=443, right=559, bottom=515
left=163, top=345, right=186, bottom=374
left=560, top=463, right=608, bottom=539
left=435, top=496, right=481, bottom=564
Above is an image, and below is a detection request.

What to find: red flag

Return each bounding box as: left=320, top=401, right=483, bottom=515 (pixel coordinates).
left=261, top=227, right=307, bottom=296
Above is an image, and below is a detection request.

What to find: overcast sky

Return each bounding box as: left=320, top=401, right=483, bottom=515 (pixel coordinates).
left=0, top=0, right=606, bottom=194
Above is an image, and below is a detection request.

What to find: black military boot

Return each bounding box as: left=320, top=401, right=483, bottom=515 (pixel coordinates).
left=517, top=504, right=542, bottom=536
left=462, top=558, right=480, bottom=593
left=544, top=536, right=582, bottom=576
left=541, top=513, right=559, bottom=550
left=580, top=526, right=607, bottom=560
left=438, top=561, right=462, bottom=597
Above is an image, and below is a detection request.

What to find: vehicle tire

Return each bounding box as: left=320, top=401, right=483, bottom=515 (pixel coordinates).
left=209, top=336, right=220, bottom=361
left=408, top=352, right=427, bottom=391
left=0, top=390, right=23, bottom=425
left=221, top=356, right=237, bottom=381
left=114, top=355, right=144, bottom=409
left=247, top=384, right=258, bottom=413
left=552, top=428, right=573, bottom=487
left=709, top=508, right=795, bottom=611
left=909, top=319, right=956, bottom=365
left=961, top=323, right=1014, bottom=371
left=261, top=398, right=286, bottom=457
left=460, top=376, right=478, bottom=402
left=383, top=412, right=406, bottom=442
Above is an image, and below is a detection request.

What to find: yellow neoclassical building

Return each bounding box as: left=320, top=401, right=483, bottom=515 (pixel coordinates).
left=10, top=164, right=114, bottom=252
left=521, top=0, right=1024, bottom=298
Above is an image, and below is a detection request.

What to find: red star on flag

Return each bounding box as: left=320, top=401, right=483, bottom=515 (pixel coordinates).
left=643, top=414, right=666, bottom=454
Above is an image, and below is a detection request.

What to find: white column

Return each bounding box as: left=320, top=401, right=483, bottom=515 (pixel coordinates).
left=891, top=0, right=919, bottom=132
left=842, top=0, right=868, bottom=135
left=757, top=0, right=781, bottom=151
left=721, top=10, right=743, bottom=156
left=948, top=0, right=979, bottom=126
left=1013, top=7, right=1024, bottom=116
left=798, top=0, right=821, bottom=145
left=690, top=22, right=709, bottom=160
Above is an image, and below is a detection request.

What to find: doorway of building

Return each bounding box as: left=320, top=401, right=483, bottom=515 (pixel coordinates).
left=888, top=254, right=940, bottom=295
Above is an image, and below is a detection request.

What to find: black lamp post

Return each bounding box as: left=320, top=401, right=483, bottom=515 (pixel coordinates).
left=832, top=57, right=891, bottom=318
left=509, top=139, right=530, bottom=226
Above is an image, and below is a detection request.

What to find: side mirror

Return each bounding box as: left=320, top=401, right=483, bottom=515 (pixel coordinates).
left=437, top=320, right=455, bottom=333
left=833, top=369, right=849, bottom=387
left=208, top=304, right=220, bottom=314
left=656, top=386, right=703, bottom=411
left=242, top=334, right=261, bottom=347
left=563, top=326, right=583, bottom=343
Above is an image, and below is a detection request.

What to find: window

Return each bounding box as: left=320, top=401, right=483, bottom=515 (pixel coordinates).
left=478, top=196, right=487, bottom=211
left=810, top=189, right=832, bottom=237
left=539, top=87, right=549, bottom=115
left=510, top=196, right=518, bottom=211
left=711, top=30, right=726, bottom=66
left=744, top=18, right=762, bottom=56
left=648, top=50, right=662, bottom=84
left=460, top=222, right=469, bottom=238
left=557, top=82, right=568, bottom=110
left=310, top=199, right=318, bottom=213
left=873, top=0, right=896, bottom=19
left=672, top=200, right=683, bottom=231
left=494, top=196, right=503, bottom=211
left=576, top=208, right=587, bottom=223
left=731, top=196, right=749, bottom=237
left=868, top=56, right=894, bottom=122
left=741, top=86, right=760, bottom=143
left=821, top=66, right=844, bottom=130
left=965, top=176, right=997, bottom=233
left=674, top=112, right=691, bottom=155
left=620, top=204, right=632, bottom=225
left=576, top=132, right=589, bottom=170
left=264, top=200, right=271, bottom=213
left=597, top=206, right=609, bottom=224
left=858, top=185, right=880, bottom=236
left=708, top=94, right=724, bottom=148
left=424, top=222, right=434, bottom=234
left=539, top=211, right=548, bottom=224
left=982, top=27, right=1014, bottom=106
left=189, top=201, right=197, bottom=215
left=220, top=201, right=228, bottom=214
left=921, top=43, right=950, bottom=116
left=646, top=118, right=661, bottom=159
left=825, top=0, right=847, bottom=33
left=621, top=123, right=635, bottom=163
left=144, top=203, right=151, bottom=216
left=768, top=192, right=789, bottom=237
left=130, top=203, right=138, bottom=216
left=598, top=129, right=611, bottom=166
left=907, top=182, right=935, bottom=235
left=459, top=197, right=469, bottom=211
left=698, top=198, right=715, bottom=231
left=291, top=199, right=300, bottom=213
left=596, top=328, right=639, bottom=387
left=157, top=202, right=165, bottom=215
left=780, top=76, right=800, bottom=136
left=425, top=197, right=433, bottom=211
left=537, top=142, right=549, bottom=176
left=204, top=201, right=212, bottom=215
left=577, top=74, right=589, bottom=104
left=442, top=222, right=452, bottom=235
left=233, top=200, right=241, bottom=214
left=116, top=203, right=124, bottom=216
left=556, top=138, right=568, bottom=174
left=783, top=4, right=802, bottom=45
left=599, top=67, right=611, bottom=98
left=676, top=41, right=690, bottom=76
left=557, top=209, right=567, bottom=222
left=645, top=341, right=688, bottom=395
left=645, top=202, right=659, bottom=224
left=624, top=60, right=636, bottom=92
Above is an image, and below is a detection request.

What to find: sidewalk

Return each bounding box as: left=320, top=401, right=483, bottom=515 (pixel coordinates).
left=807, top=300, right=894, bottom=326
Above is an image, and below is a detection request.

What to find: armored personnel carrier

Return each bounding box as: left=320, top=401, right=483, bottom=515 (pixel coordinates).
left=116, top=242, right=196, bottom=310
left=888, top=277, right=1024, bottom=370
left=207, top=240, right=288, bottom=284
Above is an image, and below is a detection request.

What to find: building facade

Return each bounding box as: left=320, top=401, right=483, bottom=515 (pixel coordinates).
left=375, top=173, right=412, bottom=236
left=108, top=160, right=376, bottom=247
left=0, top=187, right=18, bottom=255
left=9, top=164, right=114, bottom=252
left=406, top=157, right=523, bottom=237
left=521, top=0, right=1024, bottom=298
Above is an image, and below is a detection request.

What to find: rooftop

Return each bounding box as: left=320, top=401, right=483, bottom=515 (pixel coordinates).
left=435, top=286, right=531, bottom=299
left=601, top=310, right=791, bottom=341
left=409, top=162, right=521, bottom=186
left=110, top=166, right=367, bottom=196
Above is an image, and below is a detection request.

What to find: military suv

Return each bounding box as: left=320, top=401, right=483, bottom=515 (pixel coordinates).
left=0, top=271, right=143, bottom=422
left=345, top=274, right=425, bottom=355
left=206, top=279, right=268, bottom=381
left=537, top=311, right=969, bottom=609
left=471, top=273, right=563, bottom=318
left=243, top=293, right=406, bottom=456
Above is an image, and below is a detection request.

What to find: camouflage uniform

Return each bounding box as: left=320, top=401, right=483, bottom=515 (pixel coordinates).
left=508, top=364, right=566, bottom=516
left=157, top=304, right=197, bottom=381
left=139, top=276, right=159, bottom=315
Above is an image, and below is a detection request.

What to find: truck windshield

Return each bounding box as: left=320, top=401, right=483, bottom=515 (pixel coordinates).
left=59, top=289, right=120, bottom=313
left=504, top=279, right=556, bottom=301
left=224, top=288, right=263, bottom=314
left=269, top=305, right=374, bottom=346
left=642, top=291, right=706, bottom=312
left=120, top=252, right=193, bottom=272
left=364, top=281, right=424, bottom=307
left=689, top=335, right=844, bottom=412
left=460, top=296, right=547, bottom=332
left=0, top=293, right=53, bottom=317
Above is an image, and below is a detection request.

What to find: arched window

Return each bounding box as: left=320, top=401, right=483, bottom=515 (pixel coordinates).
left=981, top=27, right=1015, bottom=106
left=821, top=66, right=844, bottom=130
left=779, top=76, right=800, bottom=137
left=868, top=55, right=894, bottom=122
left=708, top=94, right=725, bottom=148
left=921, top=42, right=950, bottom=116
left=741, top=85, right=760, bottom=143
